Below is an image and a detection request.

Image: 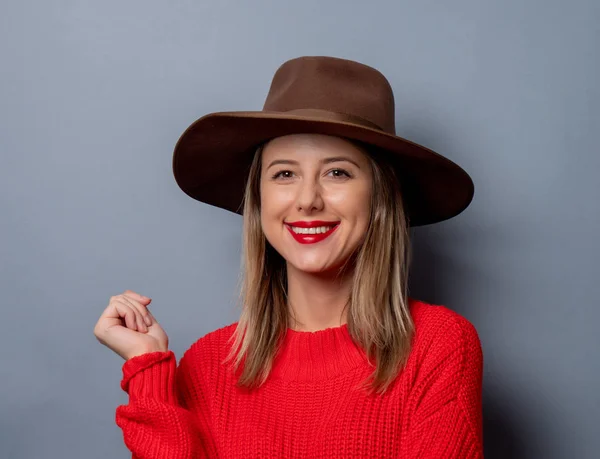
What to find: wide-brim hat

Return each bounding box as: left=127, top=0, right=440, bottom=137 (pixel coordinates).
left=172, top=55, right=474, bottom=226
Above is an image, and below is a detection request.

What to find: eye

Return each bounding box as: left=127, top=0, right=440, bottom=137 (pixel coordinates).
left=271, top=170, right=294, bottom=180
left=271, top=168, right=352, bottom=180
left=327, top=168, right=352, bottom=179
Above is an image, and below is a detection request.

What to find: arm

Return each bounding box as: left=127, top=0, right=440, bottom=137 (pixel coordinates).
left=115, top=348, right=218, bottom=459
left=400, top=315, right=484, bottom=458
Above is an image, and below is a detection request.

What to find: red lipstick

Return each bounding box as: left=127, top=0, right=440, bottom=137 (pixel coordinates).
left=285, top=220, right=340, bottom=244
left=286, top=220, right=339, bottom=227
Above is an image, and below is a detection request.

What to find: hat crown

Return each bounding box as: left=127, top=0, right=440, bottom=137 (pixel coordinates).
left=262, top=56, right=396, bottom=134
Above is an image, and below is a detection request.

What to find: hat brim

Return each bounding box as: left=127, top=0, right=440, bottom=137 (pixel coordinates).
left=172, top=111, right=474, bottom=227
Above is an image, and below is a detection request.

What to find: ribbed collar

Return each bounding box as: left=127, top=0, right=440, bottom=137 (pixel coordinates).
left=269, top=323, right=369, bottom=382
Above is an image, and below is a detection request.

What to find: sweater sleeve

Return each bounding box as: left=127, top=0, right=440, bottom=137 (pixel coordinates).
left=400, top=314, right=484, bottom=458
left=115, top=348, right=218, bottom=459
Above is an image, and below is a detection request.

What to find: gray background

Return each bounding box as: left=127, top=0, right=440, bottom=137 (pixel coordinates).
left=1, top=0, right=598, bottom=457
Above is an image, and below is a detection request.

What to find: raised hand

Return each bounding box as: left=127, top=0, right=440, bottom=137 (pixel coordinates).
left=94, top=290, right=169, bottom=360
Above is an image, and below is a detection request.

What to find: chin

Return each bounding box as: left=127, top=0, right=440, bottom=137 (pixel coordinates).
left=288, top=256, right=348, bottom=275
left=291, top=263, right=327, bottom=274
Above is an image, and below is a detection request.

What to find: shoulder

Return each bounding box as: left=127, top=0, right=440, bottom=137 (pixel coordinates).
left=408, top=297, right=483, bottom=370
left=409, top=297, right=481, bottom=344
left=178, top=321, right=239, bottom=373
left=181, top=322, right=239, bottom=360
left=404, top=299, right=484, bottom=446
left=194, top=321, right=239, bottom=348
left=173, top=323, right=239, bottom=407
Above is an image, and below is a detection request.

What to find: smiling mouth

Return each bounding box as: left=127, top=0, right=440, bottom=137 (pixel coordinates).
left=286, top=224, right=338, bottom=234
left=284, top=223, right=340, bottom=244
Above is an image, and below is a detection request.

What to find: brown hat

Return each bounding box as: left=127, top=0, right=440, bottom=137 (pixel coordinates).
left=172, top=55, right=474, bottom=226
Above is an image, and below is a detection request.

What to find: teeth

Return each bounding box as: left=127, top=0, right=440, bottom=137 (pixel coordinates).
left=290, top=225, right=334, bottom=234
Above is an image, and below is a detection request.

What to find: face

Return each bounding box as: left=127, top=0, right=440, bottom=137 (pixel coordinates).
left=259, top=133, right=372, bottom=274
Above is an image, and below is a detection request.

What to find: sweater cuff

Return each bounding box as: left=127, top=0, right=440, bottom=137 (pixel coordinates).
left=120, top=350, right=178, bottom=404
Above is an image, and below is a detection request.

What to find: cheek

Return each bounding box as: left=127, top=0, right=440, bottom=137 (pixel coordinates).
left=260, top=192, right=280, bottom=225
left=261, top=185, right=295, bottom=214
left=260, top=189, right=290, bottom=242
left=328, top=185, right=371, bottom=222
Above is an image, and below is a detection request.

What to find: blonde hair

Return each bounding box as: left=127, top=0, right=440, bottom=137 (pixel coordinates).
left=223, top=138, right=415, bottom=395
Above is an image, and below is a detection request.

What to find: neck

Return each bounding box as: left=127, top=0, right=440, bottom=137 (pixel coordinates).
left=286, top=261, right=354, bottom=332
left=270, top=321, right=368, bottom=381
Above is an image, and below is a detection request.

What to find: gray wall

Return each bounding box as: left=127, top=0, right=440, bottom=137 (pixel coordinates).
left=1, top=0, right=598, bottom=457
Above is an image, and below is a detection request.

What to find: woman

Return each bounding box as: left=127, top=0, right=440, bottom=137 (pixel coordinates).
left=94, top=56, right=484, bottom=458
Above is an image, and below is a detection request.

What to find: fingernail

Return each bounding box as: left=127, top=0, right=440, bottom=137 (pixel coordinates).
left=145, top=316, right=152, bottom=326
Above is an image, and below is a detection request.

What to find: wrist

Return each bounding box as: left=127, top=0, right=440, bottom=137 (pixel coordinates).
left=127, top=346, right=169, bottom=361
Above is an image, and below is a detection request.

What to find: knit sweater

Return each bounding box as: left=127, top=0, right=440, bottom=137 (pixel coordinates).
left=116, top=298, right=484, bottom=458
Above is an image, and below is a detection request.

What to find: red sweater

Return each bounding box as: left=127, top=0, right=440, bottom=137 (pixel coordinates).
left=116, top=298, right=484, bottom=458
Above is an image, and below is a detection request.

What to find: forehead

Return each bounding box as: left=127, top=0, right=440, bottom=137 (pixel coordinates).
left=261, top=133, right=368, bottom=161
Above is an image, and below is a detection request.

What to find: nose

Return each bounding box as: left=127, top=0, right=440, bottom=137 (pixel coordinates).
left=295, top=176, right=324, bottom=213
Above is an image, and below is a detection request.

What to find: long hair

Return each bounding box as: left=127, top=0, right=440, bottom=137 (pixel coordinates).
left=223, top=138, right=415, bottom=396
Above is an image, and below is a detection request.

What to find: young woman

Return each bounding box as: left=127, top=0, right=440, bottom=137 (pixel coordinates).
left=94, top=56, right=484, bottom=458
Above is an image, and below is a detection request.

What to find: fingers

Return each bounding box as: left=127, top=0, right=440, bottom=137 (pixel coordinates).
left=119, top=295, right=152, bottom=330
left=124, top=289, right=152, bottom=304
left=111, top=297, right=147, bottom=333
left=99, top=291, right=154, bottom=335
left=123, top=290, right=153, bottom=319
left=110, top=298, right=140, bottom=331
left=144, top=308, right=157, bottom=325
left=123, top=291, right=153, bottom=325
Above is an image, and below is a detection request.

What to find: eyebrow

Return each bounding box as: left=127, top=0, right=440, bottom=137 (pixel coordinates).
left=266, top=156, right=362, bottom=170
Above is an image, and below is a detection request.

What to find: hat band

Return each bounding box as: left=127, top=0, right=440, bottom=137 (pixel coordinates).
left=277, top=108, right=384, bottom=132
